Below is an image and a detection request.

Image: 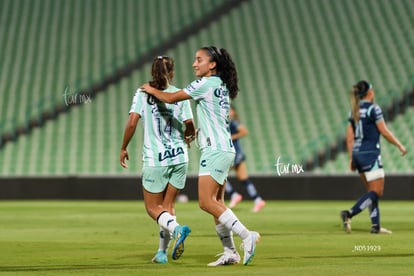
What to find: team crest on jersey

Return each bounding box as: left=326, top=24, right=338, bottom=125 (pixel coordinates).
left=213, top=87, right=229, bottom=97
left=214, top=87, right=230, bottom=109
left=158, top=147, right=184, bottom=161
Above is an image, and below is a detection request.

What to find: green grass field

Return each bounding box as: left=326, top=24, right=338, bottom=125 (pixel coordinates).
left=1, top=200, right=413, bottom=275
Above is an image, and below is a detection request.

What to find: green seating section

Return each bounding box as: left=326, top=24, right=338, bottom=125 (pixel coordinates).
left=0, top=0, right=226, bottom=137
left=0, top=0, right=413, bottom=175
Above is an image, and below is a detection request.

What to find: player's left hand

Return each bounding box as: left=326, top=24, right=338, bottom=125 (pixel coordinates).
left=120, top=149, right=129, bottom=168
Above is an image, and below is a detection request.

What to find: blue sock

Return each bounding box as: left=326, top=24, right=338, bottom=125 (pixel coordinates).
left=368, top=200, right=380, bottom=226
left=241, top=179, right=259, bottom=200
left=350, top=191, right=379, bottom=217
left=225, top=180, right=235, bottom=195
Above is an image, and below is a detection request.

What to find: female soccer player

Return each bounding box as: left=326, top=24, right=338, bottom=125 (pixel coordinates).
left=141, top=46, right=260, bottom=266
left=120, top=56, right=195, bottom=263
left=226, top=105, right=266, bottom=212
left=340, top=80, right=407, bottom=234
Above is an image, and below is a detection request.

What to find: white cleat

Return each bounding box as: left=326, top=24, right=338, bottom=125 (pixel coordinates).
left=241, top=231, right=260, bottom=265
left=371, top=226, right=392, bottom=234
left=379, top=227, right=393, bottom=234
left=207, top=249, right=240, bottom=266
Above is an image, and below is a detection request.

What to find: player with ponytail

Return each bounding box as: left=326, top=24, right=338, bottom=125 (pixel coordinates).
left=120, top=56, right=195, bottom=264
left=141, top=46, right=260, bottom=266
left=340, top=80, right=407, bottom=234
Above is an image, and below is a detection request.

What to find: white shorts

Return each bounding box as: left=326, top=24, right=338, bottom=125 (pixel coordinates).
left=364, top=168, right=385, bottom=182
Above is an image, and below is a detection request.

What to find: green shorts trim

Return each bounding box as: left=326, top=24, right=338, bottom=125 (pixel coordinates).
left=142, top=163, right=188, bottom=193
left=198, top=150, right=235, bottom=185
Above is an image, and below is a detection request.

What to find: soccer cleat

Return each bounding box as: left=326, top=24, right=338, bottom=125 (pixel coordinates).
left=371, top=226, right=392, bottom=234
left=171, top=225, right=191, bottom=260
left=229, top=193, right=243, bottom=208
left=340, top=210, right=352, bottom=233
left=152, top=250, right=168, bottom=264
left=241, top=231, right=260, bottom=265
left=207, top=249, right=240, bottom=266
left=253, top=200, right=266, bottom=213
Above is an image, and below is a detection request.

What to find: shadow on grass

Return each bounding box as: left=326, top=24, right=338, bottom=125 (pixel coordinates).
left=0, top=263, right=144, bottom=272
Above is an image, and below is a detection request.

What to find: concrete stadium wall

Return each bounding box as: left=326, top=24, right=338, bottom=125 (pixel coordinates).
left=0, top=175, right=413, bottom=200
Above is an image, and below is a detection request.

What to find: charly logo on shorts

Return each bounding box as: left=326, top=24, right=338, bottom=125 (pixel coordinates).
left=200, top=160, right=207, bottom=167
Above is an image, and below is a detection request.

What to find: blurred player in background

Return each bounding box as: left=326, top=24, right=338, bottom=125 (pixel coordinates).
left=141, top=46, right=260, bottom=266
left=226, top=105, right=266, bottom=212
left=340, top=80, right=407, bottom=234
left=120, top=56, right=195, bottom=264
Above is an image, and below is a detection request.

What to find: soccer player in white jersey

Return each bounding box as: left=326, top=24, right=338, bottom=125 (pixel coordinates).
left=141, top=46, right=260, bottom=266
left=120, top=56, right=195, bottom=264
left=340, top=80, right=406, bottom=234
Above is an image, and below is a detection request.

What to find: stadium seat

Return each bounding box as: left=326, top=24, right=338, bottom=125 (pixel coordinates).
left=0, top=0, right=413, bottom=175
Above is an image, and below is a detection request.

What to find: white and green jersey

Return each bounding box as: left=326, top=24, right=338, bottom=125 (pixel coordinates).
left=129, top=85, right=193, bottom=166
left=183, top=76, right=234, bottom=153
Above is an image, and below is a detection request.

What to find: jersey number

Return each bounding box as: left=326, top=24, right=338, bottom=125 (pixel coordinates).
left=355, top=120, right=364, bottom=140
left=156, top=117, right=172, bottom=137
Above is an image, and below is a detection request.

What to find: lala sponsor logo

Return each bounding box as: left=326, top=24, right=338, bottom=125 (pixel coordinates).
left=158, top=146, right=184, bottom=162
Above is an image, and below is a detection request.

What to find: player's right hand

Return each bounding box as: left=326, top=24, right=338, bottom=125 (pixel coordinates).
left=399, top=144, right=407, bottom=156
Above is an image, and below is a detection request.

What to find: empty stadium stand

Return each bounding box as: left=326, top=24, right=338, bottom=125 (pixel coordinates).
left=0, top=0, right=413, bottom=176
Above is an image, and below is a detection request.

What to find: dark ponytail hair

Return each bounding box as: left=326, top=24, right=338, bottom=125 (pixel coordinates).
left=351, top=80, right=371, bottom=122
left=202, top=46, right=239, bottom=99
left=149, top=56, right=174, bottom=90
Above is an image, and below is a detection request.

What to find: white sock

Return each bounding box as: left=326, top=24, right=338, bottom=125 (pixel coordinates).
left=158, top=226, right=171, bottom=252
left=215, top=223, right=236, bottom=252
left=218, top=209, right=250, bottom=240
left=157, top=212, right=179, bottom=234
left=254, top=197, right=263, bottom=205
left=231, top=192, right=241, bottom=200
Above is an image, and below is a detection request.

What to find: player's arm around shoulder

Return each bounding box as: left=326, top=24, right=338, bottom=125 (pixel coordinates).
left=141, top=83, right=191, bottom=104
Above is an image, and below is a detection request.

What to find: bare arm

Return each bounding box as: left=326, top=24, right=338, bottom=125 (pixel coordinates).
left=120, top=113, right=140, bottom=168
left=376, top=120, right=407, bottom=156
left=231, top=123, right=248, bottom=140
left=346, top=124, right=354, bottom=159
left=346, top=124, right=355, bottom=171
left=184, top=119, right=196, bottom=148
left=141, top=83, right=191, bottom=103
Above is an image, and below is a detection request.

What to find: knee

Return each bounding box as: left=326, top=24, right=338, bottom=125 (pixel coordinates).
left=376, top=190, right=384, bottom=198
left=198, top=199, right=209, bottom=212
left=199, top=197, right=214, bottom=213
